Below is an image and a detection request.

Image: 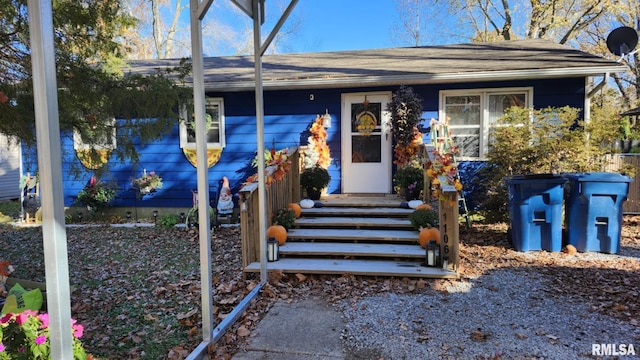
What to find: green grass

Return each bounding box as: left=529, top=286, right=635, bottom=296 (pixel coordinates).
left=0, top=199, right=21, bottom=223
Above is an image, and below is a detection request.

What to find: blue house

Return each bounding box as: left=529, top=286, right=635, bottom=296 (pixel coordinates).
left=21, top=39, right=626, bottom=212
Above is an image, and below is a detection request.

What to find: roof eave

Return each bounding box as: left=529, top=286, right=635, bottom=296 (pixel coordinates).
left=204, top=65, right=627, bottom=92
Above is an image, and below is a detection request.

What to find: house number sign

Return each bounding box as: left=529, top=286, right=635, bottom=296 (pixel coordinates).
left=438, top=189, right=460, bottom=274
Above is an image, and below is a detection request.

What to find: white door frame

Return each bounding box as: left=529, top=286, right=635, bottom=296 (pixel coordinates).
left=341, top=91, right=392, bottom=194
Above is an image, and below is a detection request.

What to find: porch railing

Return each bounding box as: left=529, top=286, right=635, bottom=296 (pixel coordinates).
left=239, top=147, right=301, bottom=267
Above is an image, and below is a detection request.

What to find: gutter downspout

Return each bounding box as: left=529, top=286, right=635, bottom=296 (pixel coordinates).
left=585, top=72, right=609, bottom=124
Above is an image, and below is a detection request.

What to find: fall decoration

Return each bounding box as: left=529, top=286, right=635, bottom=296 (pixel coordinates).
left=425, top=118, right=463, bottom=201
left=416, top=204, right=432, bottom=211
left=287, top=203, right=302, bottom=218
left=300, top=199, right=315, bottom=209
left=418, top=227, right=441, bottom=248
left=246, top=147, right=292, bottom=185
left=408, top=200, right=423, bottom=209
left=387, top=86, right=425, bottom=168
left=271, top=208, right=296, bottom=231
left=303, top=115, right=331, bottom=169
left=301, top=165, right=331, bottom=200
left=266, top=225, right=287, bottom=246
left=393, top=165, right=424, bottom=200
left=409, top=208, right=439, bottom=231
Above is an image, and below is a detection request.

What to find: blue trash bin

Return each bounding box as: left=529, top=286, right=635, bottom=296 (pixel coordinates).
left=564, top=172, right=632, bottom=254
left=505, top=174, right=567, bottom=252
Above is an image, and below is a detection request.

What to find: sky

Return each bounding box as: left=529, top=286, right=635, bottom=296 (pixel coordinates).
left=287, top=0, right=401, bottom=53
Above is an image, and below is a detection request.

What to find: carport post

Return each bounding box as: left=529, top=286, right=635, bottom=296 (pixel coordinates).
left=27, top=0, right=74, bottom=357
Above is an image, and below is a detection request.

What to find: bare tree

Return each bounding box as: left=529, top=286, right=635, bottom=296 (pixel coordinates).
left=122, top=0, right=301, bottom=59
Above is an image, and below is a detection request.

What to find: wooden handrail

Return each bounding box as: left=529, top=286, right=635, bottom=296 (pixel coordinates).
left=239, top=147, right=301, bottom=267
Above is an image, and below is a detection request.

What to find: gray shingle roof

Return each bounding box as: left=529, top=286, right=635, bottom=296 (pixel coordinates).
left=125, top=39, right=626, bottom=92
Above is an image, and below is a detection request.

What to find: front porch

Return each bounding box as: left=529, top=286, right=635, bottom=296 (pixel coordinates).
left=239, top=150, right=461, bottom=279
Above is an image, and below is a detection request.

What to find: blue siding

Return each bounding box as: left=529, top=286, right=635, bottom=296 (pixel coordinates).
left=21, top=77, right=589, bottom=208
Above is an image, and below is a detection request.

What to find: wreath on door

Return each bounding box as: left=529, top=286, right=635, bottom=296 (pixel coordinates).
left=355, top=111, right=377, bottom=136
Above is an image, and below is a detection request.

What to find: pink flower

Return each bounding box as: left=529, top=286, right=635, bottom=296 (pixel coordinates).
left=0, top=343, right=5, bottom=352
left=0, top=313, right=12, bottom=324
left=38, top=313, right=49, bottom=329
left=15, top=312, right=29, bottom=325
left=35, top=335, right=47, bottom=345
left=72, top=323, right=84, bottom=338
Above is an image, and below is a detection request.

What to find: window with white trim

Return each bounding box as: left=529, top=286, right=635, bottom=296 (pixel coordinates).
left=73, top=118, right=117, bottom=150
left=440, top=88, right=532, bottom=159
left=180, top=97, right=225, bottom=149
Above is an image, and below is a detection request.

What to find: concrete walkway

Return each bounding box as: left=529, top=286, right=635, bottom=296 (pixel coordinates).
left=231, top=297, right=345, bottom=359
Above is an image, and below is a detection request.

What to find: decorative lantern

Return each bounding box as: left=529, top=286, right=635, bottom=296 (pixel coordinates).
left=426, top=240, right=440, bottom=267
left=322, top=109, right=332, bottom=128
left=267, top=237, right=279, bottom=262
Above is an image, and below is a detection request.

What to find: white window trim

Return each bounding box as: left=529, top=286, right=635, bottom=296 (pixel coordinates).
left=180, top=97, right=225, bottom=149
left=439, top=87, right=533, bottom=160
left=73, top=118, right=117, bottom=150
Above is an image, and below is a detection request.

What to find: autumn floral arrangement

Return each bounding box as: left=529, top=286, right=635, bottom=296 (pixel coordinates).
left=0, top=310, right=89, bottom=359
left=303, top=114, right=331, bottom=169
left=388, top=86, right=426, bottom=199
left=300, top=115, right=331, bottom=198
left=131, top=169, right=163, bottom=194
left=246, top=147, right=292, bottom=185
left=425, top=118, right=463, bottom=200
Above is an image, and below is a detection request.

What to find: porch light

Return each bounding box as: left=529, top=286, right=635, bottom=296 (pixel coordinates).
left=322, top=109, right=332, bottom=128
left=426, top=240, right=440, bottom=267
left=267, top=237, right=279, bottom=262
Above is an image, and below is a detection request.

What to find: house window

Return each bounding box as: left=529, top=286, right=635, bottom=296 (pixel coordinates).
left=180, top=97, right=225, bottom=149
left=73, top=118, right=117, bottom=150
left=440, top=88, right=531, bottom=159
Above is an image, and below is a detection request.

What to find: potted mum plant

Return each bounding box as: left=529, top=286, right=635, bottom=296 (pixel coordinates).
left=300, top=165, right=330, bottom=200
left=393, top=165, right=424, bottom=200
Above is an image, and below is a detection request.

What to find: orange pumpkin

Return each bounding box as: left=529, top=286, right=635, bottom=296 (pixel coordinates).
left=267, top=225, right=287, bottom=246
left=416, top=203, right=432, bottom=211
left=418, top=227, right=440, bottom=248
left=287, top=203, right=302, bottom=218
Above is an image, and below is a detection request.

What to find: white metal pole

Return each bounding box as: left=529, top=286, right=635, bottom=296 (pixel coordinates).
left=27, top=0, right=73, bottom=357
left=190, top=0, right=214, bottom=344
left=252, top=0, right=268, bottom=282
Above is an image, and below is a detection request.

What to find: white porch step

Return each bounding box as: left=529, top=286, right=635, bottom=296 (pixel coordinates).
left=245, top=258, right=457, bottom=279
left=301, top=207, right=413, bottom=217
left=286, top=228, right=418, bottom=242
left=295, top=216, right=412, bottom=228
left=279, top=242, right=424, bottom=258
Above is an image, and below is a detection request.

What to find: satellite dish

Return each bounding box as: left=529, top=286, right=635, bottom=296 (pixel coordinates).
left=606, top=26, right=638, bottom=56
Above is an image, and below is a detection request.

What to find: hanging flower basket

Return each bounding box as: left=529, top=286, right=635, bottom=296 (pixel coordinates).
left=132, top=169, right=163, bottom=196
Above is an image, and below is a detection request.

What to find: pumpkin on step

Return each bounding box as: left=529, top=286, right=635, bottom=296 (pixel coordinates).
left=416, top=203, right=432, bottom=211
left=267, top=225, right=287, bottom=246
left=418, top=227, right=440, bottom=248
left=299, top=198, right=315, bottom=209
left=287, top=202, right=302, bottom=218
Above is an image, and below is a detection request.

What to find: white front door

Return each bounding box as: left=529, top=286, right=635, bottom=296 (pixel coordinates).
left=341, top=92, right=392, bottom=194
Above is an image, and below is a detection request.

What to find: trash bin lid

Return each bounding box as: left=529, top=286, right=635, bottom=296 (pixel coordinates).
left=570, top=172, right=633, bottom=183
left=505, top=174, right=567, bottom=184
